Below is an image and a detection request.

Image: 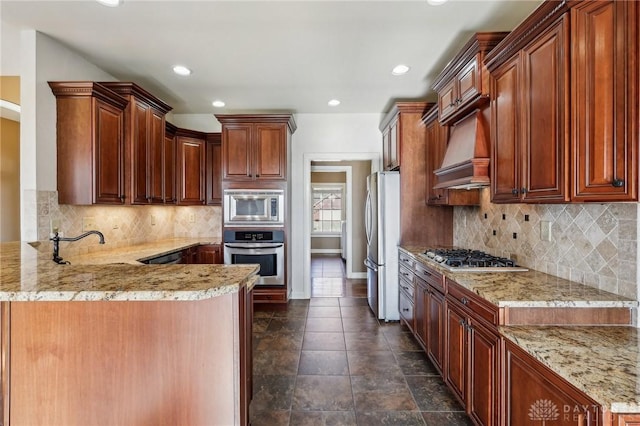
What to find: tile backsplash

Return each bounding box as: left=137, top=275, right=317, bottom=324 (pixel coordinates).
left=454, top=189, right=638, bottom=300
left=34, top=191, right=221, bottom=257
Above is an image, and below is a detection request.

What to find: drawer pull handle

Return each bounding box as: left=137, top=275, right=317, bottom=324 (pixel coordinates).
left=401, top=272, right=409, bottom=277
left=402, top=308, right=410, bottom=312
left=461, top=297, right=469, bottom=305
left=421, top=270, right=432, bottom=276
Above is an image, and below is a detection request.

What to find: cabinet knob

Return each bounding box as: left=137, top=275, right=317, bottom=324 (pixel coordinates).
left=449, top=103, right=455, bottom=107
left=612, top=178, right=625, bottom=188
left=119, top=195, right=126, bottom=202
left=256, top=174, right=260, bottom=178
left=402, top=308, right=410, bottom=312
left=459, top=319, right=466, bottom=326
left=511, top=188, right=519, bottom=195
left=521, top=187, right=528, bottom=194
left=461, top=297, right=469, bottom=305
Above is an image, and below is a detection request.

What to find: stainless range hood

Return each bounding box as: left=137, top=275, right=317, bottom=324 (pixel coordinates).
left=433, top=109, right=490, bottom=190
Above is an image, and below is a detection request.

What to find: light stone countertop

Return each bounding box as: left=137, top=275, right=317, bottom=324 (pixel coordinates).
left=500, top=326, right=640, bottom=413
left=399, top=246, right=636, bottom=308
left=0, top=239, right=258, bottom=302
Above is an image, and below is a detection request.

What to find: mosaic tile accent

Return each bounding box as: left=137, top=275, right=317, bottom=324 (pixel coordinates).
left=453, top=189, right=638, bottom=299
left=35, top=191, right=221, bottom=257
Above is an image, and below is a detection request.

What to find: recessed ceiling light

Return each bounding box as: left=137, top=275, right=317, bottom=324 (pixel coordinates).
left=328, top=99, right=341, bottom=107
left=392, top=64, right=410, bottom=76
left=172, top=65, right=192, bottom=76
left=212, top=100, right=226, bottom=108
left=96, top=0, right=123, bottom=7
left=426, top=0, right=449, bottom=5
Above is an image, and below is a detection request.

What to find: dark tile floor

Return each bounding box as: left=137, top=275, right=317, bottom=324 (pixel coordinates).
left=249, top=256, right=472, bottom=425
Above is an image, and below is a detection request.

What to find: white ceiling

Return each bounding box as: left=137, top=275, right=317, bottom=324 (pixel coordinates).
left=1, top=0, right=542, bottom=114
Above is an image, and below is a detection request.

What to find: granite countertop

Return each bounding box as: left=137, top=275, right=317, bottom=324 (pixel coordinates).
left=500, top=326, right=640, bottom=413
left=0, top=239, right=258, bottom=302
left=399, top=246, right=636, bottom=309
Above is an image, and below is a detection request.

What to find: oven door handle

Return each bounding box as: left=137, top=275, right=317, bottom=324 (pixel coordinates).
left=224, top=243, right=284, bottom=249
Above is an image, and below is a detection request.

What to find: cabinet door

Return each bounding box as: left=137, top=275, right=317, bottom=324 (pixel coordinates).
left=223, top=124, right=252, bottom=181
left=457, top=57, right=480, bottom=106
left=388, top=119, right=399, bottom=170
left=177, top=136, right=205, bottom=205
left=521, top=16, right=569, bottom=202
left=614, top=414, right=640, bottom=426
left=94, top=99, right=125, bottom=204
left=490, top=55, right=521, bottom=203
left=445, top=302, right=467, bottom=406
left=206, top=138, right=222, bottom=205
left=426, top=289, right=445, bottom=375
left=131, top=100, right=151, bottom=204
left=425, top=118, right=450, bottom=205
left=148, top=110, right=165, bottom=204
left=572, top=0, right=638, bottom=201
left=468, top=320, right=500, bottom=426
left=504, top=340, right=600, bottom=426
left=399, top=290, right=415, bottom=333
left=163, top=132, right=176, bottom=204
left=438, top=79, right=457, bottom=122
left=382, top=127, right=392, bottom=170
left=197, top=244, right=222, bottom=264
left=254, top=124, right=286, bottom=180
left=414, top=279, right=428, bottom=349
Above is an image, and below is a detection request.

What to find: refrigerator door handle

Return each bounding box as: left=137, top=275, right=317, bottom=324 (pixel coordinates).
left=364, top=257, right=378, bottom=272
left=364, top=190, right=372, bottom=246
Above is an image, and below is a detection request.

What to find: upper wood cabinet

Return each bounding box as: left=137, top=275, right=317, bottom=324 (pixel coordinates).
left=486, top=0, right=638, bottom=203
left=432, top=32, right=508, bottom=125
left=571, top=0, right=638, bottom=201
left=49, top=82, right=128, bottom=205
left=163, top=122, right=177, bottom=204
left=489, top=16, right=570, bottom=204
left=382, top=117, right=399, bottom=170
left=422, top=105, right=479, bottom=206
left=215, top=115, right=296, bottom=182
left=205, top=133, right=222, bottom=205
left=101, top=82, right=173, bottom=205
left=176, top=129, right=206, bottom=205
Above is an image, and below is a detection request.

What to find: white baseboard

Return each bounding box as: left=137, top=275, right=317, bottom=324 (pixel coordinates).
left=310, top=249, right=342, bottom=254
left=346, top=272, right=367, bottom=279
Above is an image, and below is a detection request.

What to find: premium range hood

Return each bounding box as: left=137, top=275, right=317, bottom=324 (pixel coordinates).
left=433, top=109, right=490, bottom=190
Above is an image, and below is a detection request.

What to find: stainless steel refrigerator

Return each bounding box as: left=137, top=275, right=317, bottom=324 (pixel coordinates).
left=364, top=171, right=400, bottom=321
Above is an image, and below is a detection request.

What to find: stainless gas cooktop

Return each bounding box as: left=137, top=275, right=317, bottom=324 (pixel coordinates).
left=419, top=248, right=528, bottom=273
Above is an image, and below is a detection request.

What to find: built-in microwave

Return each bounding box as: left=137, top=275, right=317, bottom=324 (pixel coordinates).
left=223, top=189, right=284, bottom=226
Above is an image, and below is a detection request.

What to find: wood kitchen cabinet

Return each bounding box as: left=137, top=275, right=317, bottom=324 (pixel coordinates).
left=196, top=244, right=222, bottom=264
left=422, top=105, right=479, bottom=206
left=432, top=32, right=508, bottom=125
left=488, top=15, right=570, bottom=204
left=398, top=251, right=416, bottom=333
left=445, top=278, right=500, bottom=426
left=486, top=0, right=637, bottom=204
left=504, top=339, right=600, bottom=425
left=176, top=129, right=206, bottom=205
left=205, top=133, right=222, bottom=205
left=571, top=0, right=638, bottom=201
left=414, top=278, right=428, bottom=349
left=381, top=103, right=453, bottom=247
left=49, top=82, right=128, bottom=205
left=164, top=122, right=177, bottom=204
left=612, top=414, right=640, bottom=426
left=215, top=115, right=296, bottom=183
left=101, top=82, right=173, bottom=205
left=382, top=116, right=399, bottom=170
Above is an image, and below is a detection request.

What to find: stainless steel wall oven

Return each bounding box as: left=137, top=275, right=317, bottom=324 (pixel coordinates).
left=223, top=230, right=285, bottom=286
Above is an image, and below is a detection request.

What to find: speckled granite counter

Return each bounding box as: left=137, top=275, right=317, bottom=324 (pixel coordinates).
left=501, top=326, right=640, bottom=413
left=0, top=239, right=258, bottom=301
left=399, top=246, right=636, bottom=308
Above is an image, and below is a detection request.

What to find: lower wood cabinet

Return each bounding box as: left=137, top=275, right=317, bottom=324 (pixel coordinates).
left=414, top=278, right=428, bottom=349
left=253, top=288, right=287, bottom=304
left=181, top=246, right=198, bottom=264
left=613, top=414, right=640, bottom=426
left=504, top=340, right=600, bottom=426
left=196, top=244, right=222, bottom=264
left=399, top=289, right=415, bottom=333
left=426, top=286, right=445, bottom=375
left=445, top=301, right=468, bottom=406
left=468, top=319, right=500, bottom=426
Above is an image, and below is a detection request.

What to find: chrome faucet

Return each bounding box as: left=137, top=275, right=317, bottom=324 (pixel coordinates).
left=50, top=230, right=105, bottom=264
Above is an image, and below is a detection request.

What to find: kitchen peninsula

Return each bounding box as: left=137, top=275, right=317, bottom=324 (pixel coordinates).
left=0, top=240, right=258, bottom=426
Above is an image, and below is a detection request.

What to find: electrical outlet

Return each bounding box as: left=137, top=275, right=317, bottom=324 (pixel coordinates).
left=50, top=218, right=61, bottom=234
left=189, top=213, right=196, bottom=223
left=151, top=215, right=157, bottom=226
left=540, top=220, right=552, bottom=241
left=111, top=216, right=119, bottom=229
left=82, top=217, right=96, bottom=232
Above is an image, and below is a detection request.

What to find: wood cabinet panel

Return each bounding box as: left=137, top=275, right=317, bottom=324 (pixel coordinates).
left=399, top=289, right=415, bottom=333
left=206, top=133, right=222, bottom=205
left=131, top=101, right=150, bottom=204
left=457, top=58, right=480, bottom=106
left=614, top=414, right=640, bottom=426
left=445, top=303, right=467, bottom=406
left=177, top=134, right=206, bottom=205
left=426, top=288, right=445, bottom=375
left=504, top=340, right=600, bottom=426
left=438, top=79, right=457, bottom=122
left=468, top=320, right=500, bottom=426
left=197, top=244, right=222, bottom=264
left=49, top=82, right=127, bottom=205
left=254, top=124, right=286, bottom=180
left=414, top=279, right=428, bottom=349
left=163, top=124, right=177, bottom=204
left=521, top=17, right=569, bottom=202
left=223, top=125, right=252, bottom=180
left=149, top=110, right=164, bottom=203
left=572, top=0, right=638, bottom=201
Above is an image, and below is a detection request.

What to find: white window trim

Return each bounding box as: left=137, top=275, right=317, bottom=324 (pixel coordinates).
left=310, top=182, right=345, bottom=236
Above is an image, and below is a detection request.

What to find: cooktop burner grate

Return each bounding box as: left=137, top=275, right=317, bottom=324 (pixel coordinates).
left=421, top=249, right=528, bottom=272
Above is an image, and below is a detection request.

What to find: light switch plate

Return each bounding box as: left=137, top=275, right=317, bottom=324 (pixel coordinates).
left=540, top=220, right=552, bottom=242
left=150, top=215, right=157, bottom=226
left=189, top=213, right=196, bottom=223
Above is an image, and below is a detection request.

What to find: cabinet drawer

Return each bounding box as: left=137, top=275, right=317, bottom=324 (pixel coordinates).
left=253, top=290, right=287, bottom=303
left=399, top=275, right=415, bottom=299
left=415, top=262, right=444, bottom=293
left=398, top=251, right=415, bottom=270
left=447, top=278, right=499, bottom=327
left=399, top=290, right=414, bottom=330
left=398, top=264, right=414, bottom=283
